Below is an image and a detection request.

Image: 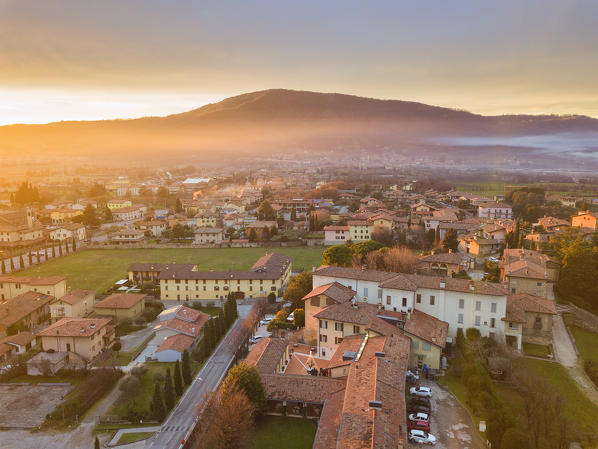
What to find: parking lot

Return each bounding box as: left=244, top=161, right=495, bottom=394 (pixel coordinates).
left=0, top=383, right=73, bottom=428
left=407, top=380, right=485, bottom=449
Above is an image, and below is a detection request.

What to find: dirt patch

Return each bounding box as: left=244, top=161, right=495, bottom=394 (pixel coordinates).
left=0, top=384, right=72, bottom=428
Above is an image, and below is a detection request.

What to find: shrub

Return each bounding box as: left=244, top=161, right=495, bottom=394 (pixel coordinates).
left=584, top=360, right=598, bottom=387
left=267, top=292, right=276, bottom=304
left=120, top=375, right=141, bottom=395
left=131, top=366, right=148, bottom=378
left=465, top=327, right=481, bottom=340
left=153, top=371, right=165, bottom=383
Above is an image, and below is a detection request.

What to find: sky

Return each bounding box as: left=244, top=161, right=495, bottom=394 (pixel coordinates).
left=1, top=0, right=598, bottom=125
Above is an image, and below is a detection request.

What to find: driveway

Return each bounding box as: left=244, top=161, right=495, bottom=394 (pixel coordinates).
left=407, top=380, right=485, bottom=449
left=552, top=313, right=577, bottom=367
left=120, top=324, right=155, bottom=353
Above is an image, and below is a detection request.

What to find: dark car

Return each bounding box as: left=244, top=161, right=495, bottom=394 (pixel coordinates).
left=408, top=420, right=431, bottom=432
left=409, top=404, right=431, bottom=415
left=410, top=397, right=431, bottom=408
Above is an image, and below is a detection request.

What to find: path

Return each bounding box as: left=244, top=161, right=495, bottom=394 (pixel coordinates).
left=108, top=426, right=161, bottom=446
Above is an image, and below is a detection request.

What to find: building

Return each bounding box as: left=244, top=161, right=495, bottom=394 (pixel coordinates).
left=112, top=206, right=145, bottom=222
left=26, top=351, right=69, bottom=376
left=157, top=252, right=292, bottom=303
left=49, top=223, right=86, bottom=242
left=347, top=220, right=371, bottom=241
left=0, top=208, right=45, bottom=249
left=323, top=226, right=350, bottom=245
left=128, top=262, right=172, bottom=286
left=94, top=293, right=146, bottom=322
left=137, top=220, right=168, bottom=237
left=313, top=266, right=508, bottom=342
left=246, top=221, right=277, bottom=240
left=107, top=199, right=132, bottom=210
left=571, top=211, right=598, bottom=231
left=458, top=235, right=501, bottom=258
left=477, top=202, right=513, bottom=219
left=50, top=209, right=83, bottom=224
left=417, top=252, right=469, bottom=277
left=0, top=275, right=66, bottom=301
left=0, top=331, right=37, bottom=362
left=193, top=227, right=224, bottom=245
left=152, top=305, right=210, bottom=361
left=500, top=248, right=560, bottom=300
left=109, top=228, right=145, bottom=244
left=195, top=213, right=218, bottom=228
left=36, top=318, right=114, bottom=361
left=504, top=293, right=557, bottom=349
left=0, top=291, right=54, bottom=338
left=537, top=216, right=570, bottom=233
left=50, top=289, right=95, bottom=323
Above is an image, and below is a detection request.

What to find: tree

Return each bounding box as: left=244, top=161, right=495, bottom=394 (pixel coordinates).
left=175, top=198, right=183, bottom=213
left=441, top=228, right=459, bottom=252
left=350, top=240, right=384, bottom=259
left=282, top=271, right=313, bottom=310
left=94, top=436, right=100, bottom=449
left=164, top=368, right=175, bottom=409
left=257, top=200, right=276, bottom=221
left=174, top=359, right=183, bottom=396
left=151, top=383, right=166, bottom=421
left=290, top=208, right=297, bottom=221
left=322, top=245, right=352, bottom=267
left=423, top=228, right=436, bottom=249
left=82, top=203, right=99, bottom=226
left=89, top=183, right=107, bottom=198
left=293, top=308, right=305, bottom=328
left=500, top=427, right=531, bottom=449
left=247, top=228, right=257, bottom=242
left=221, top=362, right=266, bottom=413
left=182, top=350, right=192, bottom=385
left=267, top=292, right=276, bottom=304
left=103, top=207, right=113, bottom=222
left=112, top=340, right=122, bottom=354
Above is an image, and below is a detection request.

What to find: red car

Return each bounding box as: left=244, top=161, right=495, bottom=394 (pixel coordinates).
left=407, top=420, right=430, bottom=432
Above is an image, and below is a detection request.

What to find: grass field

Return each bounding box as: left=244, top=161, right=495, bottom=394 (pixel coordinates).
left=18, top=247, right=325, bottom=293
left=569, top=325, right=598, bottom=363
left=251, top=416, right=317, bottom=449
left=117, top=432, right=154, bottom=445
left=522, top=342, right=551, bottom=358
left=455, top=181, right=598, bottom=199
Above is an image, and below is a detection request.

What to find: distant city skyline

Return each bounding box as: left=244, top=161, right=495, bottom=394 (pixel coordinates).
left=1, top=0, right=598, bottom=125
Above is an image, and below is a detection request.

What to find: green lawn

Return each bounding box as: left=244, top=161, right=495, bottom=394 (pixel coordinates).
left=522, top=342, right=551, bottom=358
left=18, top=247, right=324, bottom=293
left=569, top=325, right=598, bottom=363
left=520, top=358, right=598, bottom=432
left=117, top=432, right=154, bottom=445
left=251, top=416, right=317, bottom=449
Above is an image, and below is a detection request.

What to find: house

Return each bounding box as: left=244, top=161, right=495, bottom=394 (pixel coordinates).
left=158, top=252, right=292, bottom=303
left=26, top=351, right=69, bottom=376
left=0, top=292, right=54, bottom=338
left=50, top=209, right=83, bottom=224
left=128, top=262, right=173, bottom=286
left=403, top=310, right=448, bottom=370
left=0, top=208, right=46, bottom=249
left=571, top=211, right=598, bottom=231
left=107, top=199, right=132, bottom=210
left=36, top=318, right=114, bottom=361
left=0, top=331, right=37, bottom=361
left=112, top=206, right=145, bottom=222
left=246, top=221, right=277, bottom=240
left=323, top=226, right=350, bottom=245
left=137, top=220, right=168, bottom=237
left=94, top=293, right=146, bottom=322
left=312, top=266, right=508, bottom=342
left=49, top=223, right=87, bottom=242
left=152, top=305, right=210, bottom=361
left=195, top=213, right=218, bottom=228
left=423, top=208, right=459, bottom=232
left=478, top=202, right=513, bottom=219
left=347, top=220, right=371, bottom=241
left=500, top=248, right=560, bottom=300
left=537, top=216, right=570, bottom=233
left=503, top=293, right=557, bottom=349
left=481, top=223, right=506, bottom=242
left=458, top=235, right=501, bottom=258
left=193, top=227, right=224, bottom=245
left=109, top=228, right=145, bottom=244
left=417, top=252, right=469, bottom=277
left=50, top=289, right=95, bottom=323
left=0, top=275, right=67, bottom=300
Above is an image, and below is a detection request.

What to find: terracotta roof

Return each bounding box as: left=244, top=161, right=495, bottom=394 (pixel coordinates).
left=245, top=337, right=288, bottom=374
left=403, top=310, right=449, bottom=348
left=302, top=282, right=356, bottom=304
left=0, top=275, right=66, bottom=285
left=159, top=305, right=206, bottom=323
left=312, top=389, right=345, bottom=449
left=323, top=225, right=350, bottom=231
left=314, top=266, right=398, bottom=283
left=156, top=334, right=195, bottom=353
left=538, top=217, right=569, bottom=229
left=506, top=293, right=557, bottom=322
left=314, top=302, right=379, bottom=325
left=418, top=252, right=464, bottom=265
left=56, top=289, right=93, bottom=305
left=261, top=373, right=346, bottom=403
left=0, top=292, right=55, bottom=327
left=0, top=331, right=36, bottom=347
left=37, top=318, right=111, bottom=337
left=95, top=293, right=145, bottom=309
left=153, top=316, right=207, bottom=337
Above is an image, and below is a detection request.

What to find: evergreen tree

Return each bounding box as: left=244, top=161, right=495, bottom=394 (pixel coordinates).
left=28, top=252, right=33, bottom=266
left=164, top=368, right=175, bottom=410
left=19, top=254, right=24, bottom=269
left=175, top=198, right=183, bottom=213
left=205, top=319, right=215, bottom=351
left=151, top=383, right=166, bottom=421
left=94, top=436, right=100, bottom=449
left=59, top=243, right=64, bottom=256
left=182, top=350, right=192, bottom=385
left=72, top=238, right=77, bottom=252
left=291, top=208, right=297, bottom=221
left=10, top=257, right=15, bottom=272
left=174, top=360, right=183, bottom=396
left=1, top=259, right=5, bottom=274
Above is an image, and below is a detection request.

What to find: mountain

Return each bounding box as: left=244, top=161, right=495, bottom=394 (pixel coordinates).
left=1, top=89, right=598, bottom=164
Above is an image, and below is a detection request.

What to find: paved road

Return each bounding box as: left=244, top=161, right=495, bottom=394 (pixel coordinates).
left=145, top=304, right=253, bottom=449
left=552, top=313, right=577, bottom=367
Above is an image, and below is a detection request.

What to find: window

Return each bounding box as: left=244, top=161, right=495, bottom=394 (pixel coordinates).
left=311, top=297, right=320, bottom=307
left=411, top=340, right=419, bottom=350
left=458, top=313, right=464, bottom=324
left=429, top=295, right=435, bottom=306
left=490, top=318, right=496, bottom=328
left=335, top=322, right=344, bottom=332
left=489, top=332, right=496, bottom=340
left=353, top=325, right=360, bottom=334
left=475, top=301, right=481, bottom=311
left=475, top=316, right=481, bottom=326
left=459, top=299, right=464, bottom=309
left=363, top=287, right=368, bottom=298
left=491, top=302, right=497, bottom=313
left=319, top=320, right=328, bottom=329
left=378, top=289, right=382, bottom=299
left=319, top=334, right=328, bottom=343
left=402, top=298, right=407, bottom=307
left=422, top=342, right=431, bottom=351
left=416, top=294, right=421, bottom=304
left=386, top=295, right=391, bottom=305
left=335, top=337, right=343, bottom=344
left=537, top=282, right=542, bottom=287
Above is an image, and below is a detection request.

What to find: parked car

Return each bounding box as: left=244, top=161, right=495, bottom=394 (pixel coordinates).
left=410, top=396, right=431, bottom=408
left=259, top=318, right=272, bottom=326
left=286, top=312, right=294, bottom=323
left=408, top=429, right=436, bottom=445
left=409, top=404, right=431, bottom=415
left=407, top=420, right=430, bottom=432
left=408, top=412, right=429, bottom=423
left=249, top=335, right=263, bottom=344
left=406, top=370, right=419, bottom=381
left=410, top=386, right=432, bottom=398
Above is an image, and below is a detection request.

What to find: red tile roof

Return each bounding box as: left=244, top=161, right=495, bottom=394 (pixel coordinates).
left=95, top=293, right=145, bottom=309
left=37, top=318, right=111, bottom=337
left=301, top=282, right=356, bottom=304
left=403, top=310, right=449, bottom=348
left=156, top=334, right=195, bottom=354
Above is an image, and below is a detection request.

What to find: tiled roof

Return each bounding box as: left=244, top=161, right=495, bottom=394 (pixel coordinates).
left=314, top=266, right=398, bottom=283
left=312, top=389, right=345, bottom=449
left=418, top=252, right=465, bottom=265
left=506, top=294, right=557, bottom=321
left=260, top=373, right=346, bottom=403
left=0, top=292, right=55, bottom=327
left=314, top=302, right=379, bottom=325
left=37, top=318, right=111, bottom=337
left=0, top=331, right=36, bottom=347
left=403, top=310, right=449, bottom=348
left=156, top=334, right=195, bottom=353
left=245, top=337, right=288, bottom=374
left=56, top=289, right=94, bottom=305
left=301, top=282, right=356, bottom=304
left=0, top=275, right=66, bottom=285
left=323, top=225, right=350, bottom=231
left=95, top=293, right=145, bottom=309
left=153, top=316, right=208, bottom=337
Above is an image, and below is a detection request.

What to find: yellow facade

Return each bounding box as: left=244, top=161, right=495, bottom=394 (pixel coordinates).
left=0, top=278, right=67, bottom=301
left=95, top=301, right=145, bottom=322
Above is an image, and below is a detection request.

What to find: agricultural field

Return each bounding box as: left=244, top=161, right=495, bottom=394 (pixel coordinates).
left=18, top=246, right=325, bottom=294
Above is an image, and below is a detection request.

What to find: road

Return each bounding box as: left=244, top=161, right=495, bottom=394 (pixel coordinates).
left=145, top=303, right=253, bottom=449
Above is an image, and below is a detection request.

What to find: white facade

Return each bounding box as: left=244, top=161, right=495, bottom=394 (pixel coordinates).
left=478, top=203, right=513, bottom=219
left=324, top=227, right=350, bottom=245
left=348, top=223, right=372, bottom=241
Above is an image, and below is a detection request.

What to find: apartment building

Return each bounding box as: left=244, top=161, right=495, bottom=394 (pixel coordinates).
left=477, top=202, right=513, bottom=219
left=193, top=227, right=224, bottom=245
left=323, top=225, right=350, bottom=245
left=0, top=208, right=45, bottom=249
left=0, top=275, right=67, bottom=300
left=49, top=223, right=86, bottom=242
left=0, top=292, right=54, bottom=338
left=500, top=248, right=560, bottom=300
left=347, top=220, right=371, bottom=241
left=50, top=289, right=95, bottom=323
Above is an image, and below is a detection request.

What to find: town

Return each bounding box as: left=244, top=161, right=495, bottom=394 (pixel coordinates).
left=0, top=166, right=597, bottom=449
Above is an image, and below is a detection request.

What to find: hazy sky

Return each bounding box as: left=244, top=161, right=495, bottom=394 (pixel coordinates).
left=1, top=0, right=598, bottom=124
